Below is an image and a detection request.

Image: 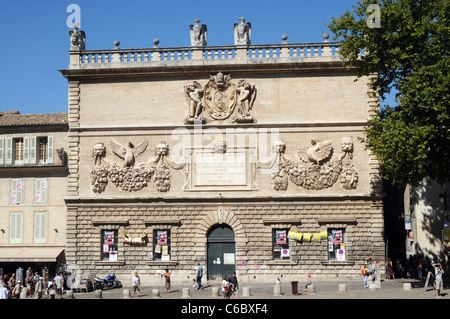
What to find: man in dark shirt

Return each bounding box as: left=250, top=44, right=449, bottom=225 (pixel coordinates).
left=228, top=272, right=239, bottom=299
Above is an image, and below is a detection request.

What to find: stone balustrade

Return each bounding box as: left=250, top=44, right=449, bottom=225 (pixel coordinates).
left=69, top=42, right=342, bottom=69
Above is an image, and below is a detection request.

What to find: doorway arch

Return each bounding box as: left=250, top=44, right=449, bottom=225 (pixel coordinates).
left=207, top=224, right=235, bottom=280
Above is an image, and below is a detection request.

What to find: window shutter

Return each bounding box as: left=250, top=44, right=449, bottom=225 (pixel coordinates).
left=29, top=137, right=36, bottom=164
left=23, top=137, right=29, bottom=164
left=6, top=138, right=12, bottom=165
left=10, top=212, right=22, bottom=244
left=47, top=136, right=54, bottom=164
left=11, top=179, right=23, bottom=204
left=34, top=212, right=47, bottom=243
left=35, top=178, right=47, bottom=203
left=0, top=138, right=4, bottom=165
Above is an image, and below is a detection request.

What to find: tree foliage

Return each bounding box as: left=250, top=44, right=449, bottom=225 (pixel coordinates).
left=327, top=0, right=449, bottom=186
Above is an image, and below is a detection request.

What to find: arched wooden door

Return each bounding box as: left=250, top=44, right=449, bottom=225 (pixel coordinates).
left=207, top=224, right=235, bottom=280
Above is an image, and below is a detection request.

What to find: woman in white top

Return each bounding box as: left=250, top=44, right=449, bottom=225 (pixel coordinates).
left=221, top=275, right=230, bottom=299
left=132, top=272, right=141, bottom=297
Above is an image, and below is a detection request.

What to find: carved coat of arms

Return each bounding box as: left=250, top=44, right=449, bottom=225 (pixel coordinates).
left=184, top=72, right=257, bottom=124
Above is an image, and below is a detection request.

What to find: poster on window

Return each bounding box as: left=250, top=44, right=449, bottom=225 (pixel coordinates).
left=109, top=251, right=118, bottom=261
left=157, top=231, right=168, bottom=245
left=330, top=230, right=343, bottom=244
left=276, top=230, right=287, bottom=244
left=104, top=231, right=115, bottom=245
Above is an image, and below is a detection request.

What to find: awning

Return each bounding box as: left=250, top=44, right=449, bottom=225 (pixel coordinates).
left=0, top=247, right=64, bottom=262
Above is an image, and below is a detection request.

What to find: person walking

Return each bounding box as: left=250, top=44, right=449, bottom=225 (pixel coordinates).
left=195, top=263, right=203, bottom=290
left=11, top=280, right=21, bottom=299
left=385, top=258, right=395, bottom=280
left=229, top=272, right=239, bottom=299
left=221, top=275, right=230, bottom=299
left=35, top=277, right=45, bottom=299
left=48, top=280, right=57, bottom=299
left=361, top=264, right=369, bottom=288
left=164, top=269, right=171, bottom=293
left=375, top=259, right=382, bottom=284
left=0, top=281, right=9, bottom=299
left=54, top=272, right=63, bottom=299
left=432, top=262, right=444, bottom=298
left=132, top=272, right=141, bottom=297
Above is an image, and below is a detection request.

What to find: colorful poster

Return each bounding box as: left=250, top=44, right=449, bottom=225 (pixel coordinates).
left=331, top=230, right=342, bottom=244
left=104, top=231, right=115, bottom=245
left=276, top=230, right=287, bottom=244
left=103, top=244, right=109, bottom=253
left=157, top=231, right=168, bottom=245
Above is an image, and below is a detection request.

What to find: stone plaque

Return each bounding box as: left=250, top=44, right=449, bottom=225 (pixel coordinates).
left=184, top=148, right=257, bottom=191
left=194, top=152, right=247, bottom=186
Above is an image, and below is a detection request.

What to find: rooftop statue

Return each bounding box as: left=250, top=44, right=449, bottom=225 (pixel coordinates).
left=190, top=19, right=207, bottom=47
left=69, top=23, right=86, bottom=50
left=234, top=17, right=251, bottom=45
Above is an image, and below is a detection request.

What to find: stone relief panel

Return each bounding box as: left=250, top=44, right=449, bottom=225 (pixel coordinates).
left=257, top=137, right=358, bottom=191
left=90, top=140, right=185, bottom=193
left=184, top=72, right=257, bottom=125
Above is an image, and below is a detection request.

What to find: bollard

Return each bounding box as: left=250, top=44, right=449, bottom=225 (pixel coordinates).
left=212, top=286, right=220, bottom=297
left=338, top=284, right=347, bottom=292
left=182, top=287, right=191, bottom=298
left=123, top=289, right=131, bottom=299
left=94, top=289, right=103, bottom=299
left=243, top=287, right=251, bottom=297
left=152, top=289, right=160, bottom=297
left=403, top=283, right=411, bottom=291
left=65, top=290, right=74, bottom=299
left=274, top=285, right=282, bottom=296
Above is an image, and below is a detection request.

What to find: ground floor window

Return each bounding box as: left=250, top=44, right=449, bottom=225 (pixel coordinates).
left=328, top=228, right=346, bottom=261
left=153, top=229, right=171, bottom=261
left=272, top=229, right=289, bottom=260
left=101, top=230, right=119, bottom=261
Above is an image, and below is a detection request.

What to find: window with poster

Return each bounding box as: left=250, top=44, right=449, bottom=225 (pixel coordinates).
left=272, top=229, right=290, bottom=260
left=328, top=229, right=346, bottom=261
left=153, top=229, right=171, bottom=261
left=101, top=230, right=119, bottom=261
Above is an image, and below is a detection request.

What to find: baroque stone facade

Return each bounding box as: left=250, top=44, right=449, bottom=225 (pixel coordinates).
left=60, top=23, right=383, bottom=284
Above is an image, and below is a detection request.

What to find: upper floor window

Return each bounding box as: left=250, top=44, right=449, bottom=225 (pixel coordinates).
left=1, top=136, right=54, bottom=166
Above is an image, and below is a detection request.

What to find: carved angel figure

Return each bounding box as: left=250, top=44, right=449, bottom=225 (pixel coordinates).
left=236, top=80, right=256, bottom=117
left=297, top=138, right=333, bottom=165
left=185, top=81, right=204, bottom=120
left=109, top=139, right=148, bottom=167
left=234, top=17, right=251, bottom=45
left=190, top=19, right=207, bottom=47
left=69, top=23, right=86, bottom=50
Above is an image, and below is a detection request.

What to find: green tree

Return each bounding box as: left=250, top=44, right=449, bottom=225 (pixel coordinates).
left=327, top=0, right=449, bottom=188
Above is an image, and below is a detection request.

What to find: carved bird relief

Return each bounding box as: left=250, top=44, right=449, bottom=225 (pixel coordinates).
left=297, top=138, right=333, bottom=165
left=110, top=139, right=148, bottom=168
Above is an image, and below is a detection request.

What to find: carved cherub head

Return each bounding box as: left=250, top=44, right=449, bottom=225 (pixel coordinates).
left=272, top=140, right=286, bottom=154
left=340, top=137, right=354, bottom=153
left=214, top=140, right=227, bottom=154
left=93, top=142, right=106, bottom=158
left=156, top=141, right=169, bottom=156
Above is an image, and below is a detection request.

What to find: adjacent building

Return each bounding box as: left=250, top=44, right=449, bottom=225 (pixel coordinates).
left=0, top=111, right=68, bottom=278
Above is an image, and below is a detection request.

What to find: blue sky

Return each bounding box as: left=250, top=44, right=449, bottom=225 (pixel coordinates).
left=0, top=0, right=364, bottom=115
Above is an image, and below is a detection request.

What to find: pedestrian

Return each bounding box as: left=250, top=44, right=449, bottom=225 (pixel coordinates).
left=54, top=271, right=63, bottom=299
left=304, top=275, right=313, bottom=292
left=195, top=262, right=203, bottom=290
left=221, top=275, right=230, bottom=299
left=0, top=281, right=9, bottom=299
left=361, top=264, right=369, bottom=288
left=132, top=271, right=141, bottom=297
left=8, top=274, right=15, bottom=290
left=432, top=262, right=444, bottom=298
left=385, top=258, right=395, bottom=280
left=25, top=272, right=34, bottom=297
left=375, top=259, right=381, bottom=284
left=164, top=269, right=171, bottom=293
left=417, top=257, right=423, bottom=279
left=48, top=280, right=57, bottom=299
left=35, top=277, right=45, bottom=299
left=228, top=272, right=239, bottom=299
left=11, top=280, right=21, bottom=299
